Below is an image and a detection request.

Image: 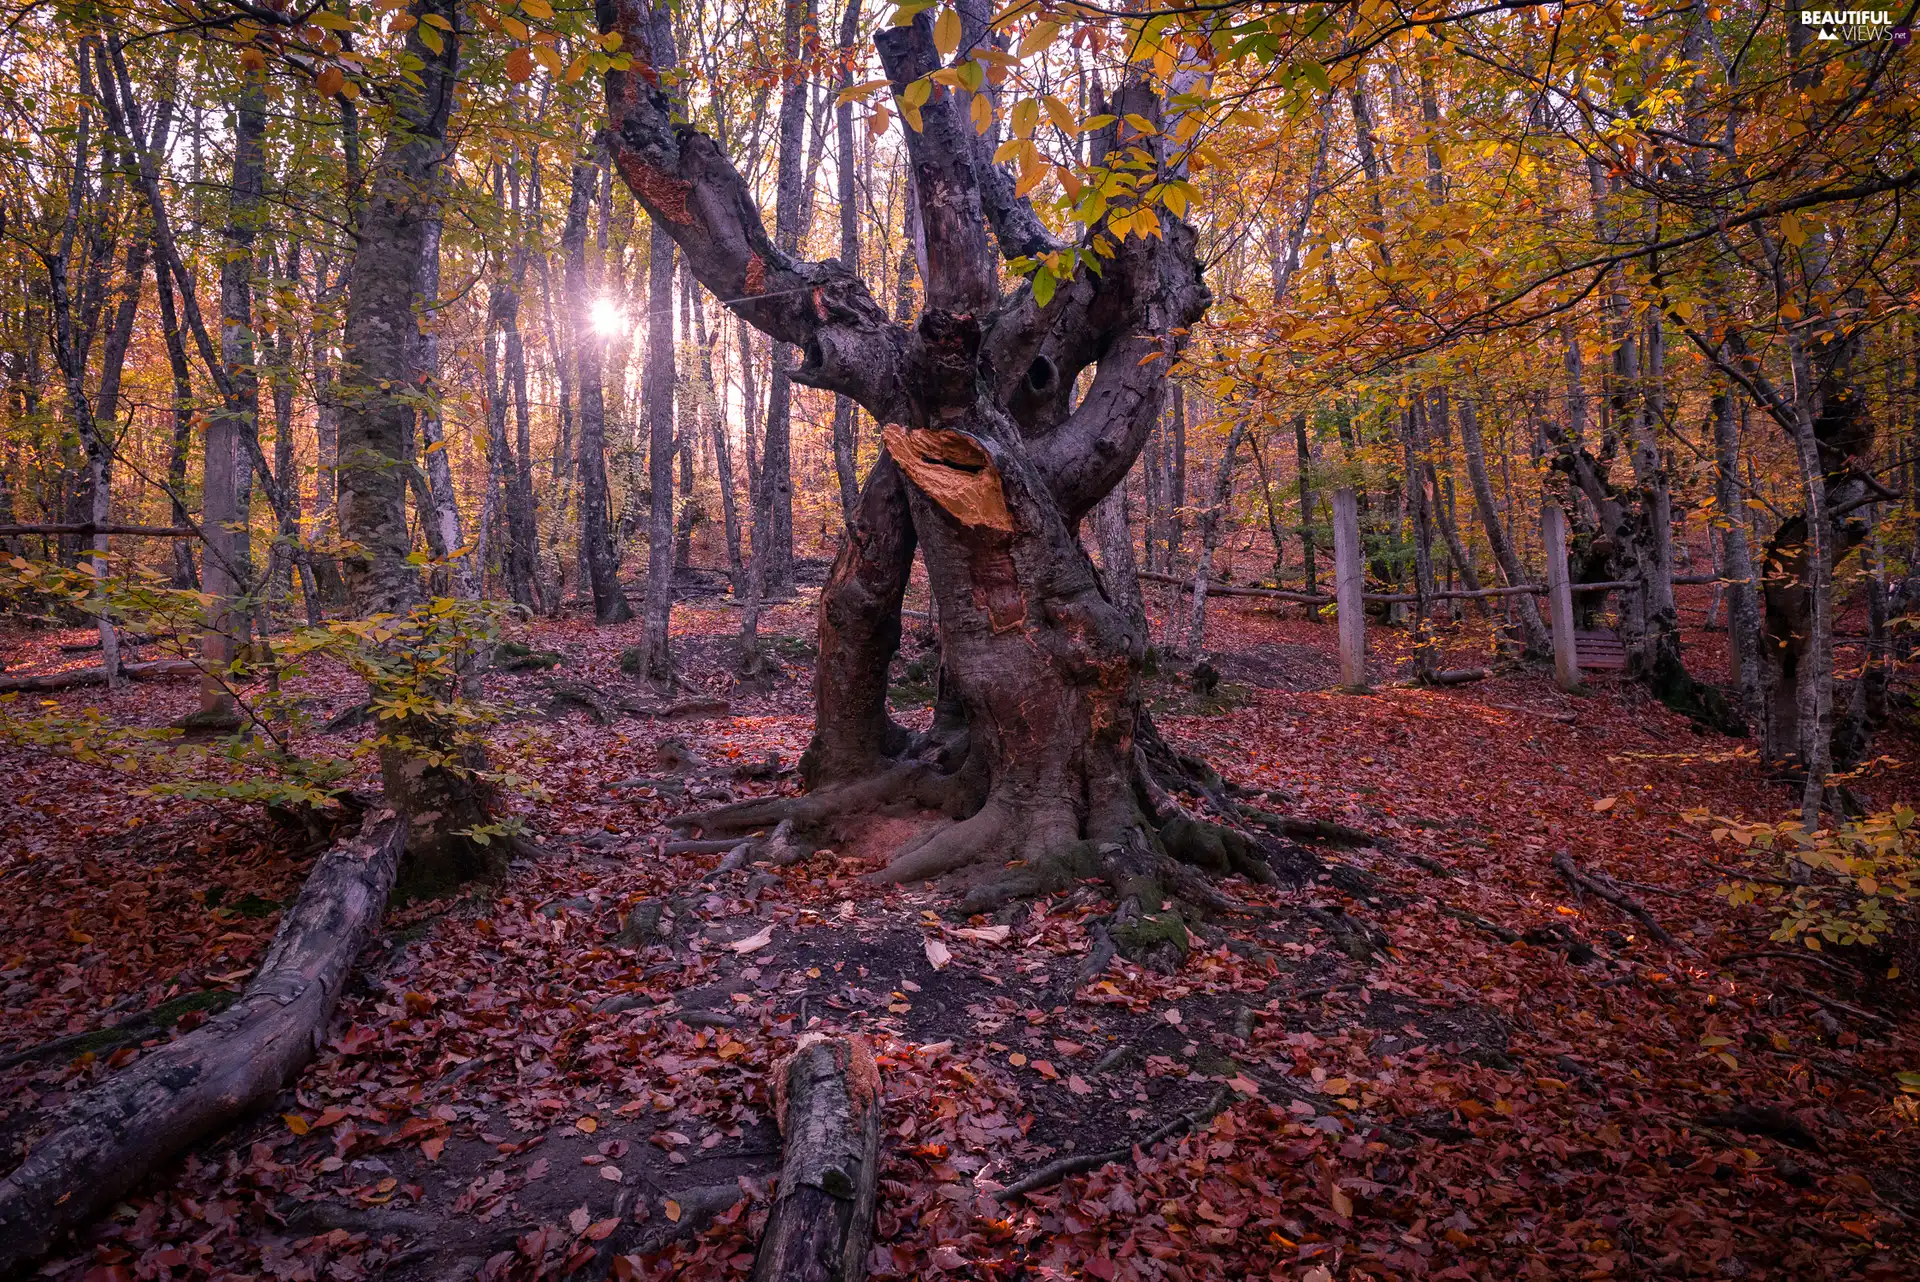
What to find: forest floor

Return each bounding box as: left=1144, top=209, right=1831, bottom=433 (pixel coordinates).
left=3, top=582, right=1919, bottom=1282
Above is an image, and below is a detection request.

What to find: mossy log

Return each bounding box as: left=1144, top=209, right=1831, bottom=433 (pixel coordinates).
left=0, top=814, right=405, bottom=1271
left=750, top=1035, right=883, bottom=1282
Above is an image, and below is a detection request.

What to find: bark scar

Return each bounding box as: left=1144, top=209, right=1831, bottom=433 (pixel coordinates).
left=611, top=152, right=693, bottom=225
left=743, top=252, right=767, bottom=296
left=882, top=426, right=1014, bottom=532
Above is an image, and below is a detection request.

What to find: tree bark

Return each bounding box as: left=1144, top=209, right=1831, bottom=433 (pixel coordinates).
left=1458, top=397, right=1551, bottom=656
left=0, top=817, right=405, bottom=1274
left=416, top=220, right=472, bottom=599
left=641, top=220, right=678, bottom=675
left=565, top=153, right=634, bottom=624
left=190, top=66, right=267, bottom=726
left=1185, top=417, right=1247, bottom=658
left=829, top=0, right=865, bottom=526
left=749, top=1036, right=882, bottom=1282
left=604, top=6, right=1215, bottom=905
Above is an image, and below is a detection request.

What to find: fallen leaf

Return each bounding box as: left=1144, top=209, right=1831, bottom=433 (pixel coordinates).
left=925, top=936, right=952, bottom=970
left=576, top=1116, right=599, bottom=1134
left=569, top=1204, right=591, bottom=1234
left=585, top=1219, right=620, bottom=1241
left=730, top=926, right=774, bottom=954
left=421, top=1135, right=445, bottom=1161
left=1593, top=796, right=1617, bottom=812
left=1068, top=1074, right=1092, bottom=1095
left=1164, top=1007, right=1183, bottom=1025
left=600, top=1165, right=624, bottom=1183
left=1226, top=1074, right=1262, bottom=1097
left=952, top=924, right=1012, bottom=944
left=664, top=1199, right=682, bottom=1222
left=1034, top=1059, right=1059, bottom=1080
left=282, top=1114, right=309, bottom=1136
left=1009, top=1052, right=1027, bottom=1067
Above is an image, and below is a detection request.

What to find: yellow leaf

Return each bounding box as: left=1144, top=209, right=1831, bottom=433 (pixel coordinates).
left=664, top=1199, right=682, bottom=1222
left=971, top=92, right=992, bottom=134
left=1016, top=20, right=1059, bottom=57
left=576, top=1116, right=599, bottom=1133
left=1781, top=211, right=1806, bottom=247
left=1042, top=94, right=1076, bottom=135
left=283, top=1114, right=310, bottom=1135
left=933, top=7, right=961, bottom=56
left=311, top=11, right=355, bottom=30
left=521, top=0, right=554, bottom=16
left=533, top=45, right=562, bottom=73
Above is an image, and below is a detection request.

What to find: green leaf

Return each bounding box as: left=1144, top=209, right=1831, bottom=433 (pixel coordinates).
left=1032, top=267, right=1055, bottom=308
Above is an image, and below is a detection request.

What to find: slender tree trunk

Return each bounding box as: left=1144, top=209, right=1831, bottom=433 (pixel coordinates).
left=690, top=281, right=744, bottom=588
left=1294, top=414, right=1317, bottom=599
left=195, top=68, right=268, bottom=726
left=1093, top=481, right=1147, bottom=639
left=829, top=0, right=865, bottom=525
left=155, top=252, right=199, bottom=589
left=1185, top=416, right=1247, bottom=658
left=641, top=221, right=677, bottom=675
left=759, top=0, right=816, bottom=597
left=1712, top=390, right=1762, bottom=728
left=1458, top=396, right=1551, bottom=656
left=564, top=156, right=633, bottom=624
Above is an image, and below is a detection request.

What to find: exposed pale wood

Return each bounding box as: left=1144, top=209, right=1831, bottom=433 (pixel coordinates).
left=1574, top=629, right=1628, bottom=671
left=1541, top=505, right=1581, bottom=691
left=0, top=815, right=407, bottom=1272
left=750, top=1035, right=882, bottom=1282
left=1332, top=488, right=1366, bottom=690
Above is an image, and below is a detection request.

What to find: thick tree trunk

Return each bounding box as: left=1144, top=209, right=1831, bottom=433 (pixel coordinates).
left=565, top=156, right=634, bottom=624
left=1093, top=481, right=1149, bottom=639
left=0, top=816, right=405, bottom=1274
left=604, top=6, right=1217, bottom=911
left=750, top=1036, right=882, bottom=1282
left=641, top=221, right=677, bottom=674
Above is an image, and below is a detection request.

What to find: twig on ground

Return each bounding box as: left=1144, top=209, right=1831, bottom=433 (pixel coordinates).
left=1553, top=849, right=1694, bottom=952
left=995, top=1085, right=1234, bottom=1202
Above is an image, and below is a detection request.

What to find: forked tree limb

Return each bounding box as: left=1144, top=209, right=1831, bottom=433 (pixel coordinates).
left=0, top=815, right=406, bottom=1271
left=750, top=1035, right=883, bottom=1282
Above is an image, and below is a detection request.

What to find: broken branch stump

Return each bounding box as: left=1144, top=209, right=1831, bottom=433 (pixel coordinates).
left=749, top=1034, right=883, bottom=1282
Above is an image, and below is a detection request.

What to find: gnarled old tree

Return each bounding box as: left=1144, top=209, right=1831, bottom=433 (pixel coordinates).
left=600, top=1, right=1272, bottom=924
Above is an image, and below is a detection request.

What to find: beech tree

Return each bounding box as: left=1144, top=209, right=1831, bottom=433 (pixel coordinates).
left=597, top=0, right=1276, bottom=920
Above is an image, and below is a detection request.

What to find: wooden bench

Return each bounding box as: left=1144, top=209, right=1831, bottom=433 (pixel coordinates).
left=1574, top=629, right=1627, bottom=671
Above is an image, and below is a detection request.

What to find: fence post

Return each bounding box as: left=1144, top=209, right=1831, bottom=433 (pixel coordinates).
left=1332, top=487, right=1367, bottom=690
left=1541, top=503, right=1581, bottom=691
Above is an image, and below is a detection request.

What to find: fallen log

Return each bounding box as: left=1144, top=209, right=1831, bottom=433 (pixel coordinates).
left=0, top=813, right=406, bottom=1272
left=0, top=522, right=197, bottom=539
left=0, top=658, right=199, bottom=693
left=618, top=695, right=733, bottom=721
left=750, top=1034, right=882, bottom=1282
